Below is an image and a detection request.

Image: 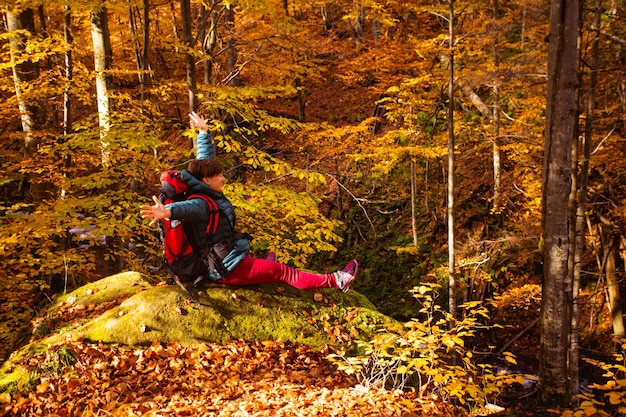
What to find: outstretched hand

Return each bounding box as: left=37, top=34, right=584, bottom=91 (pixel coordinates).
left=140, top=195, right=171, bottom=226
left=189, top=112, right=208, bottom=133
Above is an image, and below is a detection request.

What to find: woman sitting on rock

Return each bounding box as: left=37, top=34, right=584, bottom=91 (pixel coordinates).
left=140, top=112, right=358, bottom=292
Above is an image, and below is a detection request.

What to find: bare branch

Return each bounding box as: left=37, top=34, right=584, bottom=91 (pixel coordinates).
left=325, top=173, right=376, bottom=234
left=591, top=125, right=616, bottom=156
left=600, top=30, right=626, bottom=45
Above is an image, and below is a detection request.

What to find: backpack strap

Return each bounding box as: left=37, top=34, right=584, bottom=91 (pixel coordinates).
left=182, top=193, right=221, bottom=256
left=188, top=193, right=220, bottom=235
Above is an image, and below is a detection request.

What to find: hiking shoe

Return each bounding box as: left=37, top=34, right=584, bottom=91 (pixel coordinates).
left=335, top=259, right=358, bottom=292
left=266, top=251, right=277, bottom=262
left=192, top=275, right=208, bottom=288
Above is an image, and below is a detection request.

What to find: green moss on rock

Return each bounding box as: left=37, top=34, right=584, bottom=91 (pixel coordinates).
left=78, top=280, right=391, bottom=349
left=0, top=271, right=395, bottom=395
left=57, top=271, right=152, bottom=304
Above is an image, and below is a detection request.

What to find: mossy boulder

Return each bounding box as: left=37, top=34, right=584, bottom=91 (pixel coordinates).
left=0, top=271, right=396, bottom=393
left=75, top=274, right=389, bottom=348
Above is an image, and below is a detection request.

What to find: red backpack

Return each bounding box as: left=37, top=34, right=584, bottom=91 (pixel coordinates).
left=158, top=170, right=219, bottom=284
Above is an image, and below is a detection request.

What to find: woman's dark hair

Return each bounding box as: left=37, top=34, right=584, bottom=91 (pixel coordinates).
left=188, top=159, right=223, bottom=179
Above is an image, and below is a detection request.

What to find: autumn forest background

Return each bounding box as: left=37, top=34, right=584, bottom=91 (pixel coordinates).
left=1, top=0, right=626, bottom=415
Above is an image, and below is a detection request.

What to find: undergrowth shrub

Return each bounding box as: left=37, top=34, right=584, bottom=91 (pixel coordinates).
left=565, top=339, right=626, bottom=416
left=329, top=283, right=526, bottom=411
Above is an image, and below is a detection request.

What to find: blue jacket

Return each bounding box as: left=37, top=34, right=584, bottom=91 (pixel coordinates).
left=166, top=131, right=250, bottom=279
left=196, top=131, right=214, bottom=160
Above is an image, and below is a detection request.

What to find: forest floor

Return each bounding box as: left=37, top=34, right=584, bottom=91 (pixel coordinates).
left=0, top=337, right=578, bottom=417
left=1, top=339, right=472, bottom=417
left=0, top=274, right=558, bottom=417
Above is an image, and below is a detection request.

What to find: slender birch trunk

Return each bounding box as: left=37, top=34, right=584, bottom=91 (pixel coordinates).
left=491, top=0, right=502, bottom=213
left=61, top=5, right=73, bottom=198
left=6, top=8, right=38, bottom=159
left=447, top=0, right=456, bottom=318
left=90, top=5, right=112, bottom=166
left=63, top=6, right=73, bottom=140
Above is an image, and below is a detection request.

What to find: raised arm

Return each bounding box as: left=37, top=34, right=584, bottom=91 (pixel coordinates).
left=189, top=112, right=215, bottom=160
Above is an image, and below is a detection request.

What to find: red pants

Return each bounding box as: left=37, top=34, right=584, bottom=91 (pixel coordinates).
left=221, top=255, right=338, bottom=290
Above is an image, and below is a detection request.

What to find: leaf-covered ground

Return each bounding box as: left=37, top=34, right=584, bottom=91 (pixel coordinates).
left=0, top=272, right=466, bottom=416
left=1, top=339, right=458, bottom=417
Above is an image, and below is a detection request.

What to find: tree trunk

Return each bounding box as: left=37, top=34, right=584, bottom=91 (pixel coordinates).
left=566, top=0, right=585, bottom=397
left=180, top=0, right=198, bottom=114
left=224, top=6, right=239, bottom=86
left=295, top=78, right=306, bottom=122
left=197, top=3, right=208, bottom=82
left=539, top=0, right=580, bottom=402
left=63, top=6, right=73, bottom=139
left=128, top=1, right=151, bottom=109
left=491, top=0, right=502, bottom=213
left=373, top=20, right=380, bottom=43
left=36, top=5, right=52, bottom=69
left=571, top=0, right=602, bottom=395
left=6, top=8, right=39, bottom=160
left=604, top=236, right=625, bottom=338
left=620, top=235, right=626, bottom=332
left=141, top=1, right=151, bottom=106
left=353, top=6, right=365, bottom=45
left=411, top=159, right=419, bottom=249
left=202, top=2, right=221, bottom=84
left=90, top=4, right=113, bottom=166
left=492, top=87, right=502, bottom=213
left=170, top=1, right=179, bottom=39
left=567, top=114, right=579, bottom=396
left=447, top=0, right=457, bottom=318
left=6, top=7, right=53, bottom=201
left=62, top=5, right=73, bottom=195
